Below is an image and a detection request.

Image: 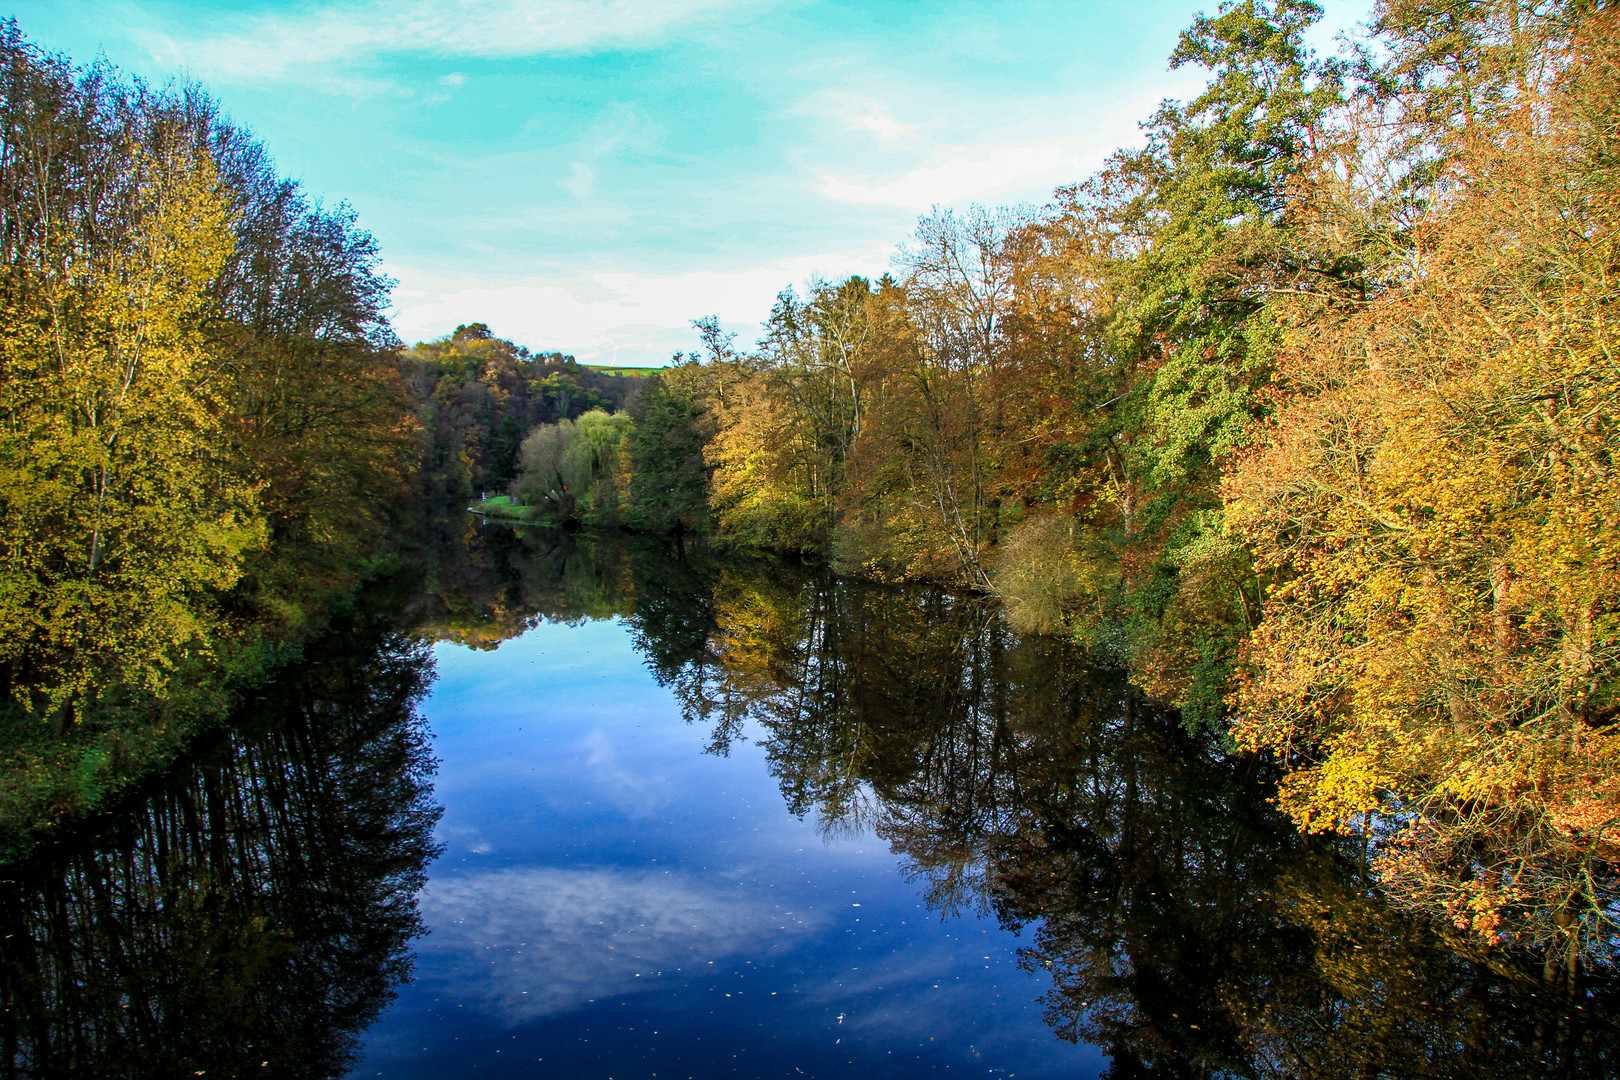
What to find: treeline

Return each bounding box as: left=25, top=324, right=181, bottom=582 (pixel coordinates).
left=0, top=25, right=416, bottom=828
left=506, top=1, right=1617, bottom=958
left=0, top=24, right=644, bottom=836
left=406, top=322, right=643, bottom=498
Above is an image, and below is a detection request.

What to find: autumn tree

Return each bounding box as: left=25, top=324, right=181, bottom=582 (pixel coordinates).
left=406, top=324, right=635, bottom=499
left=707, top=279, right=881, bottom=552
left=0, top=23, right=424, bottom=846
left=0, top=43, right=263, bottom=723
left=1228, top=1, right=1620, bottom=958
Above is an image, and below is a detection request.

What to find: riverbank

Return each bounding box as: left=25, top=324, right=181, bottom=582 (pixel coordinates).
left=469, top=495, right=556, bottom=525
left=0, top=555, right=413, bottom=863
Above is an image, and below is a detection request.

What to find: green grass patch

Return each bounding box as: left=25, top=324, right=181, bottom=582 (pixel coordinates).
left=580, top=364, right=661, bottom=378
left=471, top=496, right=556, bottom=524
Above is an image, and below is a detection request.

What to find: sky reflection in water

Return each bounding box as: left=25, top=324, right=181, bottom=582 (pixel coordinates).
left=355, top=616, right=1098, bottom=1078
left=0, top=524, right=1605, bottom=1076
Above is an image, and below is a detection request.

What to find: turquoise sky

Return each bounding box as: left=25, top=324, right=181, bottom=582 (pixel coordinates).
left=22, top=0, right=1367, bottom=365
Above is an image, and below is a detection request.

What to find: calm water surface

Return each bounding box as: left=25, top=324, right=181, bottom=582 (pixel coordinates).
left=0, top=520, right=1612, bottom=1079
left=356, top=615, right=1098, bottom=1078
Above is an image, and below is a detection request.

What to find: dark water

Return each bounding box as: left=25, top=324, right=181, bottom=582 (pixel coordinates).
left=0, top=520, right=1614, bottom=1079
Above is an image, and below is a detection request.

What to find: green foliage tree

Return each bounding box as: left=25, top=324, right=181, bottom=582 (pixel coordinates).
left=1062, top=0, right=1350, bottom=724
left=626, top=367, right=714, bottom=533
left=511, top=408, right=633, bottom=524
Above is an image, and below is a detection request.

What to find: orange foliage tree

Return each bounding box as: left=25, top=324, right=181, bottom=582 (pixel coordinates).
left=1227, top=7, right=1620, bottom=959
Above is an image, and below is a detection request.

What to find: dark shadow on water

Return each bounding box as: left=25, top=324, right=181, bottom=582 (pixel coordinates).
left=0, top=601, right=441, bottom=1079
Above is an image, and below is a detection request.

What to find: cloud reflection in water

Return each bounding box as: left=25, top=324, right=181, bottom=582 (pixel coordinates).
left=417, top=866, right=828, bottom=1023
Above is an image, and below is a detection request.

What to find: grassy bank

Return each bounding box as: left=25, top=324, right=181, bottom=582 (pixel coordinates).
left=470, top=495, right=558, bottom=524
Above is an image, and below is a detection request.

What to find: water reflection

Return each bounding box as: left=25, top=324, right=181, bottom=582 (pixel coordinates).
left=0, top=611, right=440, bottom=1078
left=2, top=518, right=1614, bottom=1077
left=406, top=523, right=1617, bottom=1078
left=417, top=864, right=828, bottom=1024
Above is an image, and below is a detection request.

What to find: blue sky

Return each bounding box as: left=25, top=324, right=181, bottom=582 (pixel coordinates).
left=21, top=0, right=1367, bottom=365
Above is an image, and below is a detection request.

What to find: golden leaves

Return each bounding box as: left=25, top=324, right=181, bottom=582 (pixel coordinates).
left=0, top=150, right=265, bottom=717
left=1224, top=13, right=1620, bottom=951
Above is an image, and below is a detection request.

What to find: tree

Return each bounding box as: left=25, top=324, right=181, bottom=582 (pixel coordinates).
left=626, top=366, right=714, bottom=533
left=0, top=67, right=264, bottom=725
left=705, top=279, right=880, bottom=553
left=1227, top=2, right=1620, bottom=957
left=511, top=408, right=632, bottom=524
left=1050, top=0, right=1350, bottom=725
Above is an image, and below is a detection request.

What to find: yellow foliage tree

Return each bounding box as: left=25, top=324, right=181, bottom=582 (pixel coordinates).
left=1226, top=14, right=1620, bottom=956
left=706, top=362, right=825, bottom=552
left=0, top=150, right=264, bottom=725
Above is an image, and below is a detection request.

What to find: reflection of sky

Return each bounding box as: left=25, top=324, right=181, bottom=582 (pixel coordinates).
left=419, top=866, right=829, bottom=1023
left=354, top=616, right=1105, bottom=1078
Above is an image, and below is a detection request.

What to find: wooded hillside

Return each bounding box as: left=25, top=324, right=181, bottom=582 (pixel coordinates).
left=536, top=0, right=1620, bottom=960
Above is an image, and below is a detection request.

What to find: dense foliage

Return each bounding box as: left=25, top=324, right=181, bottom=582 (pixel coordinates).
left=511, top=1, right=1618, bottom=959
left=406, top=322, right=642, bottom=499
left=511, top=408, right=632, bottom=524
left=0, top=26, right=416, bottom=831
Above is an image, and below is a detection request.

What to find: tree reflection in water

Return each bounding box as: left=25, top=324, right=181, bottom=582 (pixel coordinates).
left=3, top=519, right=1611, bottom=1077
left=452, top=527, right=1615, bottom=1080
left=0, top=609, right=440, bottom=1079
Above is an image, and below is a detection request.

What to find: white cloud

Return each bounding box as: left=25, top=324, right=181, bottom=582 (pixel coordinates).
left=386, top=246, right=894, bottom=365
left=815, top=79, right=1211, bottom=211
left=562, top=160, right=596, bottom=199
left=845, top=105, right=916, bottom=144
left=549, top=103, right=661, bottom=199
left=577, top=729, right=665, bottom=818
left=129, top=0, right=771, bottom=83
left=417, top=866, right=827, bottom=1023
left=820, top=143, right=1076, bottom=210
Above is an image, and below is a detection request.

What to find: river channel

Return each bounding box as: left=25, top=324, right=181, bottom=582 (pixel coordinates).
left=0, top=518, right=1612, bottom=1078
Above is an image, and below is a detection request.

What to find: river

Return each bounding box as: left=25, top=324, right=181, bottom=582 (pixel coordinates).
left=0, top=518, right=1611, bottom=1078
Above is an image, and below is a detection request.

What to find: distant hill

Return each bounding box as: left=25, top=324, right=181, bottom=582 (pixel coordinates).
left=406, top=324, right=649, bottom=496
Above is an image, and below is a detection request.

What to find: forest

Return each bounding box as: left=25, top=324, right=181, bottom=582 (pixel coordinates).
left=493, top=0, right=1620, bottom=962
left=0, top=0, right=1615, bottom=982
left=0, top=20, right=418, bottom=845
